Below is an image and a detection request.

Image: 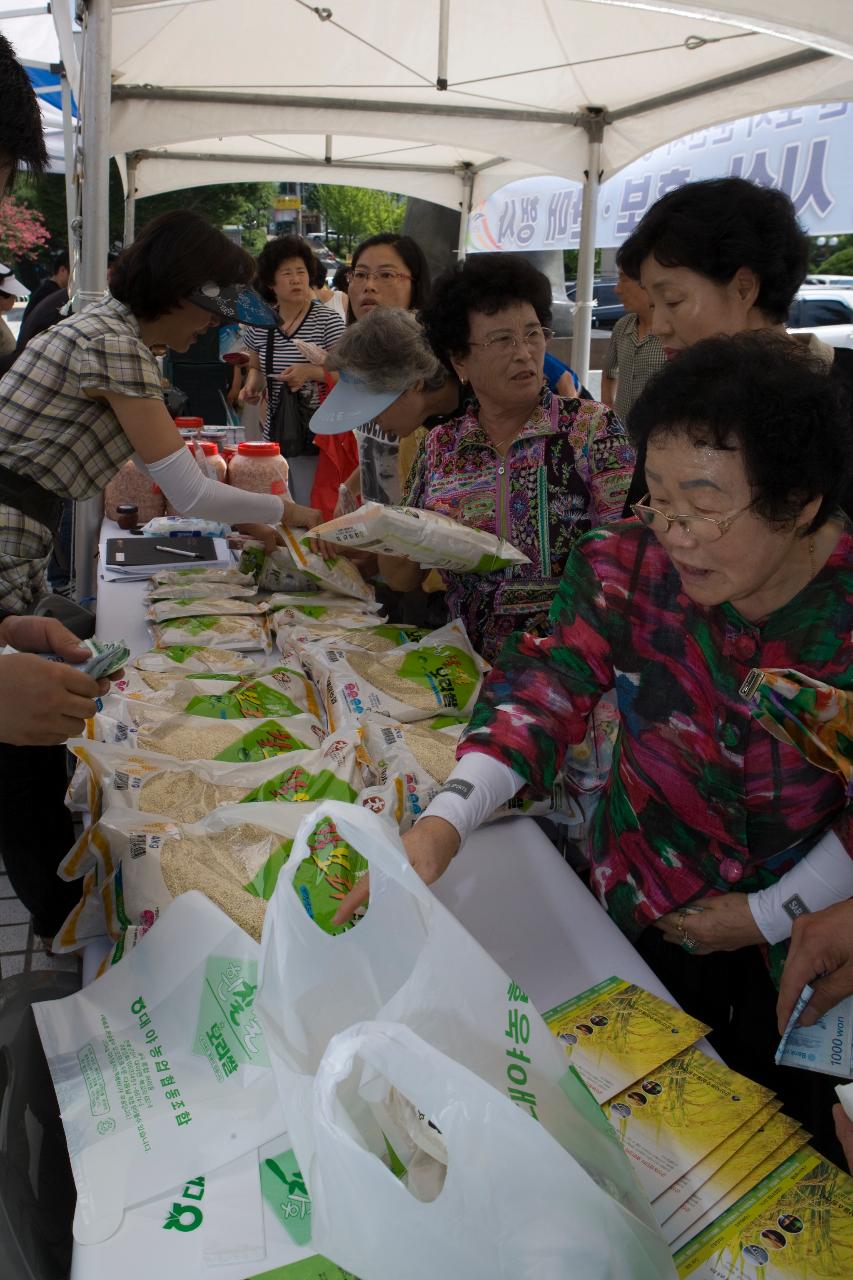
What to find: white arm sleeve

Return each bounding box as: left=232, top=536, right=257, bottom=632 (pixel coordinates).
left=422, top=752, right=525, bottom=846
left=135, top=449, right=285, bottom=525
left=748, top=828, right=853, bottom=945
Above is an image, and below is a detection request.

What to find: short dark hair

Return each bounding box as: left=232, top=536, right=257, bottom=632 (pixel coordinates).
left=0, top=34, right=48, bottom=189
left=109, top=211, right=255, bottom=321
left=617, top=178, right=808, bottom=324
left=308, top=253, right=327, bottom=289
left=331, top=264, right=351, bottom=293
left=349, top=233, right=431, bottom=318
left=628, top=332, right=850, bottom=533
left=420, top=253, right=552, bottom=367
left=51, top=249, right=70, bottom=274
left=255, top=235, right=315, bottom=301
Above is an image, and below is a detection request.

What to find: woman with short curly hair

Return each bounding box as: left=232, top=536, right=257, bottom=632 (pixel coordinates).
left=381, top=332, right=853, bottom=1161
left=617, top=177, right=853, bottom=518
left=382, top=253, right=635, bottom=662
left=241, top=234, right=345, bottom=503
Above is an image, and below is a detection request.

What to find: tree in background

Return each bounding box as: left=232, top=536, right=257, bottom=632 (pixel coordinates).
left=0, top=198, right=51, bottom=264
left=308, top=184, right=406, bottom=253
left=812, top=235, right=853, bottom=276
left=135, top=181, right=277, bottom=254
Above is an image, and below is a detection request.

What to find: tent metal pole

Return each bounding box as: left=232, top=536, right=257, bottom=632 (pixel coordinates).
left=570, top=112, right=604, bottom=387
left=437, top=0, right=450, bottom=90
left=74, top=0, right=112, bottom=607
left=124, top=153, right=138, bottom=244
left=59, top=69, right=77, bottom=271
left=456, top=166, right=474, bottom=261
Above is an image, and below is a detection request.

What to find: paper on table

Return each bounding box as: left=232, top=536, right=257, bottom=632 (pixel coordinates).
left=652, top=1099, right=782, bottom=1225
left=605, top=1047, right=774, bottom=1201
left=661, top=1109, right=804, bottom=1246
left=544, top=977, right=709, bottom=1102
left=674, top=1146, right=853, bottom=1279
left=669, top=1127, right=809, bottom=1258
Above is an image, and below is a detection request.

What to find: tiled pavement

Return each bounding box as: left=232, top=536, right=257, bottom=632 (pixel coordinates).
left=0, top=861, right=80, bottom=980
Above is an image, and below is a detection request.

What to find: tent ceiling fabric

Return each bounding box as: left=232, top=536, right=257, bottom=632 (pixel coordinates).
left=105, top=0, right=853, bottom=191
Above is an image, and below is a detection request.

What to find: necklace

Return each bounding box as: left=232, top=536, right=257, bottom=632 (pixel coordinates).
left=808, top=535, right=816, bottom=582
left=278, top=301, right=309, bottom=335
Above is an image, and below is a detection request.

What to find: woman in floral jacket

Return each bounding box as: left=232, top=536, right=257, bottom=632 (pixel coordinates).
left=381, top=253, right=635, bottom=664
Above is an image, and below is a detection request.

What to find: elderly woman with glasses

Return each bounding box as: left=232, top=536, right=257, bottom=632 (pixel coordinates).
left=380, top=253, right=634, bottom=663
left=347, top=333, right=852, bottom=1157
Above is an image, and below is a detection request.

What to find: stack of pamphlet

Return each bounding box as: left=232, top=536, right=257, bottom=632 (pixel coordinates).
left=545, top=978, right=853, bottom=1276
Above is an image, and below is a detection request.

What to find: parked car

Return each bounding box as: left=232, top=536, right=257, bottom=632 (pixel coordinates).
left=787, top=287, right=853, bottom=349
left=565, top=277, right=625, bottom=330
left=803, top=274, right=853, bottom=287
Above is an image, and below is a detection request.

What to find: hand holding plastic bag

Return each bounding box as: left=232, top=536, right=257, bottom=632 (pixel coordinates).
left=257, top=801, right=675, bottom=1279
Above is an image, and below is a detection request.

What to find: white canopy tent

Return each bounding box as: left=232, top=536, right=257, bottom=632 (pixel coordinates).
left=4, top=1, right=853, bottom=599
left=79, top=0, right=853, bottom=375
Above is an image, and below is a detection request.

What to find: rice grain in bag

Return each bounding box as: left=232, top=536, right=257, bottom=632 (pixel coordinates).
left=67, top=732, right=367, bottom=831
left=93, top=698, right=323, bottom=763
left=33, top=891, right=282, bottom=1244
left=306, top=620, right=487, bottom=729
left=148, top=566, right=254, bottom=588
left=146, top=582, right=258, bottom=602
left=90, top=801, right=369, bottom=945
left=146, top=597, right=264, bottom=623
left=279, top=526, right=375, bottom=603
left=134, top=645, right=257, bottom=675
left=308, top=501, right=530, bottom=573
left=151, top=613, right=271, bottom=652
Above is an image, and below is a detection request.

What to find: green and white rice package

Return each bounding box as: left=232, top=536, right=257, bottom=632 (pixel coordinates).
left=148, top=566, right=255, bottom=589
left=134, top=645, right=258, bottom=675
left=147, top=582, right=258, bottom=602
left=308, top=501, right=531, bottom=573
left=151, top=613, right=271, bottom=652
left=33, top=891, right=283, bottom=1245
left=69, top=800, right=370, bottom=946
left=112, top=665, right=325, bottom=725
left=146, top=597, right=264, bottom=623
left=279, top=526, right=376, bottom=603
left=66, top=732, right=367, bottom=832
left=92, top=698, right=324, bottom=764
left=305, top=620, right=488, bottom=730
left=238, top=541, right=313, bottom=594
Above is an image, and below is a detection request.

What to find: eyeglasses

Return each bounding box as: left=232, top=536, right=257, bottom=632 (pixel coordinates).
left=631, top=493, right=751, bottom=543
left=468, top=325, right=555, bottom=354
left=350, top=268, right=413, bottom=284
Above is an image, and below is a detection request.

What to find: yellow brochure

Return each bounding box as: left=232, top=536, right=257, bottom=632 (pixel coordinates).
left=544, top=977, right=709, bottom=1101
left=675, top=1146, right=853, bottom=1278
left=605, top=1046, right=774, bottom=1200
left=669, top=1127, right=809, bottom=1254
left=662, top=1109, right=803, bottom=1245
left=653, top=1099, right=783, bottom=1225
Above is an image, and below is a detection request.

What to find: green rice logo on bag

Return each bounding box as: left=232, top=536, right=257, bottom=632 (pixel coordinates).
left=397, top=645, right=480, bottom=712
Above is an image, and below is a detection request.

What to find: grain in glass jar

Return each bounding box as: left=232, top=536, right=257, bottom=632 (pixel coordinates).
left=228, top=441, right=290, bottom=497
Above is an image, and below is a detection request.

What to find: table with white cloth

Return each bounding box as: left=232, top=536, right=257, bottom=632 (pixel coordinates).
left=91, top=518, right=684, bottom=1010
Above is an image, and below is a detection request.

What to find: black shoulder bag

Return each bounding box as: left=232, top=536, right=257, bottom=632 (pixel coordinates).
left=265, top=323, right=318, bottom=457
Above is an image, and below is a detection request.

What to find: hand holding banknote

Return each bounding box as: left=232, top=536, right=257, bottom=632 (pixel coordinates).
left=777, top=899, right=853, bottom=1032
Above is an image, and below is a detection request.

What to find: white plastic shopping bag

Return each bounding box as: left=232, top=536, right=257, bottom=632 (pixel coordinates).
left=307, top=1021, right=675, bottom=1280
left=34, top=891, right=283, bottom=1245
left=257, top=801, right=676, bottom=1279
left=69, top=1136, right=347, bottom=1280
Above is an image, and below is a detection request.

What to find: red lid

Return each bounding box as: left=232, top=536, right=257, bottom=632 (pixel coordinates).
left=237, top=441, right=281, bottom=457
left=197, top=440, right=219, bottom=456
left=222, top=445, right=237, bottom=461
left=175, top=416, right=204, bottom=428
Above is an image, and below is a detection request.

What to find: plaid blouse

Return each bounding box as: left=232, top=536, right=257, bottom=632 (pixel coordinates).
left=403, top=387, right=634, bottom=663
left=460, top=519, right=853, bottom=940
left=603, top=312, right=667, bottom=424
left=0, top=295, right=163, bottom=611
